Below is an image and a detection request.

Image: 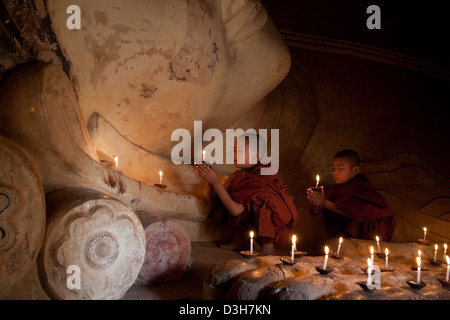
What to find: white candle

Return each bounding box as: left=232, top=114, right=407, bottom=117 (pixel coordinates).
left=367, top=258, right=373, bottom=285
left=291, top=235, right=296, bottom=262
left=250, top=231, right=254, bottom=254
left=370, top=246, right=374, bottom=263
left=385, top=248, right=389, bottom=269
left=434, top=244, right=438, bottom=262
left=423, top=227, right=427, bottom=241
left=446, top=255, right=449, bottom=282
left=159, top=171, right=163, bottom=184
left=315, top=175, right=320, bottom=187
left=337, top=237, right=343, bottom=255
left=323, top=246, right=329, bottom=269
left=443, top=244, right=447, bottom=261
left=376, top=236, right=381, bottom=252
left=416, top=256, right=421, bottom=284
left=114, top=155, right=118, bottom=170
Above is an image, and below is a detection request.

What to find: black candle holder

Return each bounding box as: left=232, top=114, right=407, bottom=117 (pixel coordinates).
left=330, top=251, right=343, bottom=259
left=291, top=251, right=307, bottom=258
left=375, top=252, right=386, bottom=259
left=406, top=280, right=426, bottom=290
left=427, top=258, right=443, bottom=266
left=356, top=281, right=377, bottom=291
left=154, top=183, right=167, bottom=189
left=280, top=257, right=296, bottom=266
left=417, top=239, right=430, bottom=245
left=240, top=250, right=259, bottom=259
left=436, top=277, right=450, bottom=289
left=380, top=267, right=395, bottom=272
left=315, top=266, right=333, bottom=274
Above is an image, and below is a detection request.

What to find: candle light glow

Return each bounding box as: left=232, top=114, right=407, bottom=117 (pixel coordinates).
left=159, top=171, right=163, bottom=184
left=416, top=256, right=421, bottom=284
left=443, top=243, right=447, bottom=261
left=367, top=258, right=373, bottom=285
left=250, top=231, right=254, bottom=254
left=376, top=236, right=381, bottom=252
left=434, top=244, right=438, bottom=262
left=423, top=227, right=427, bottom=241
left=114, top=155, right=118, bottom=170
left=291, top=235, right=296, bottom=262
left=385, top=248, right=389, bottom=269
left=323, top=246, right=329, bottom=269
left=315, top=175, right=320, bottom=188
left=446, top=255, right=449, bottom=282
left=337, top=237, right=343, bottom=255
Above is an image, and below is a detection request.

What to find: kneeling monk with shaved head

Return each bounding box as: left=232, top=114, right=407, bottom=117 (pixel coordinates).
left=195, top=133, right=297, bottom=256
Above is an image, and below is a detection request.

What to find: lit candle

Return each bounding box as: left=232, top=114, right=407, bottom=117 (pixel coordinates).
left=423, top=227, right=427, bottom=241
left=159, top=171, right=163, bottom=184
left=114, top=155, right=118, bottom=170
left=385, top=248, right=389, bottom=269
left=376, top=236, right=381, bottom=252
left=443, top=244, right=447, bottom=261
left=416, top=256, right=421, bottom=284
left=315, top=175, right=320, bottom=187
left=291, top=235, right=296, bottom=262
left=337, top=237, right=343, bottom=255
left=370, top=246, right=374, bottom=263
left=434, top=244, right=438, bottom=262
left=367, top=258, right=373, bottom=285
left=323, top=246, right=329, bottom=269
left=446, top=255, right=449, bottom=282
left=250, top=231, right=254, bottom=254
left=418, top=249, right=421, bottom=258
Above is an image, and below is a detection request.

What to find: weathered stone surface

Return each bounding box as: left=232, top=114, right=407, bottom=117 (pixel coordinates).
left=39, top=188, right=145, bottom=300
left=204, top=239, right=450, bottom=300
left=136, top=212, right=192, bottom=285
left=0, top=62, right=219, bottom=241
left=0, top=137, right=46, bottom=299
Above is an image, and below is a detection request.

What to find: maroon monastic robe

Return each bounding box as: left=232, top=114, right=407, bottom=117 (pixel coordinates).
left=212, top=163, right=298, bottom=249
left=325, top=173, right=396, bottom=241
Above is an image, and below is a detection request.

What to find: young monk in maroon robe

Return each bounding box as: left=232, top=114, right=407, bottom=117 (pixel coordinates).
left=195, top=134, right=297, bottom=255
left=306, top=149, right=395, bottom=241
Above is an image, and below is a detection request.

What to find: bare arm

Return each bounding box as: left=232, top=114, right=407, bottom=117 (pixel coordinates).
left=196, top=163, right=244, bottom=216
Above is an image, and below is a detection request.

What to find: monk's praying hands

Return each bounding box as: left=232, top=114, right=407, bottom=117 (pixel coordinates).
left=195, top=163, right=220, bottom=185
left=306, top=187, right=325, bottom=206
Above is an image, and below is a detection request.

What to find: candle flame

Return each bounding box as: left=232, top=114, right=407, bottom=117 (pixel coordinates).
left=370, top=246, right=374, bottom=254
left=114, top=155, right=118, bottom=166
left=423, top=227, right=427, bottom=232
left=250, top=231, right=254, bottom=239
left=435, top=244, right=438, bottom=250
left=339, top=237, right=343, bottom=244
left=446, top=255, right=450, bottom=265
left=292, top=234, right=296, bottom=244
left=315, top=174, right=320, bottom=187
left=445, top=243, right=448, bottom=250
left=417, top=256, right=421, bottom=267
left=418, top=249, right=421, bottom=257
left=376, top=235, right=379, bottom=242
left=202, top=149, right=206, bottom=161
left=324, top=246, right=329, bottom=255
left=385, top=248, right=389, bottom=256
left=159, top=171, right=163, bottom=178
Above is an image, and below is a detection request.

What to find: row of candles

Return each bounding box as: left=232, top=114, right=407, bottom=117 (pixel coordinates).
left=247, top=231, right=450, bottom=284
left=113, top=150, right=210, bottom=184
